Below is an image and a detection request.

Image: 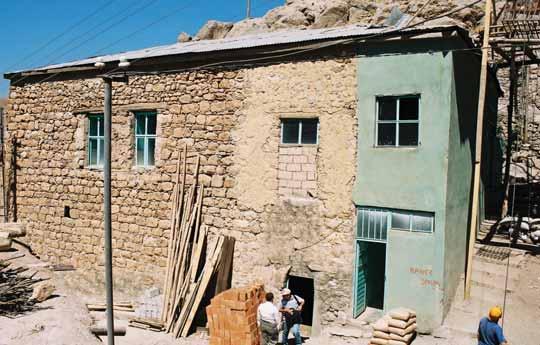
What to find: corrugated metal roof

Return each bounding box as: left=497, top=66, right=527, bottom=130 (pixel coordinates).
left=10, top=24, right=463, bottom=74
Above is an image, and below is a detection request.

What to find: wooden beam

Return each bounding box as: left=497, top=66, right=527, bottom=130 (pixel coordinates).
left=465, top=0, right=493, bottom=300
left=490, top=38, right=540, bottom=44
left=89, top=326, right=127, bottom=337
left=524, top=46, right=538, bottom=60
left=493, top=46, right=512, bottom=62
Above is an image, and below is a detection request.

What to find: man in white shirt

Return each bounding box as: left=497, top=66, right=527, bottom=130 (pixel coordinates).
left=257, top=292, right=280, bottom=345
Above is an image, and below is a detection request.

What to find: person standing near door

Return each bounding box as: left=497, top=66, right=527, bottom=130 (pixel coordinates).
left=279, top=288, right=304, bottom=345
left=258, top=292, right=281, bottom=345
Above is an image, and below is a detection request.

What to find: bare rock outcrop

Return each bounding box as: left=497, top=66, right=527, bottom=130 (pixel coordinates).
left=312, top=0, right=350, bottom=29
left=195, top=20, right=234, bottom=40
left=177, top=32, right=192, bottom=43
left=184, top=0, right=492, bottom=42
left=226, top=18, right=270, bottom=38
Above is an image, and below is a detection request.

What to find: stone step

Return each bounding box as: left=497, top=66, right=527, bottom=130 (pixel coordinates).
left=326, top=325, right=371, bottom=340
left=0, top=222, right=26, bottom=238
left=472, top=266, right=519, bottom=286
left=453, top=281, right=511, bottom=305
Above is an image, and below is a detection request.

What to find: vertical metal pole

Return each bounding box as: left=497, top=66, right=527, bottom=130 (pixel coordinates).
left=103, top=77, right=115, bottom=345
left=246, top=0, right=251, bottom=19
left=464, top=0, right=493, bottom=300
left=0, top=107, right=7, bottom=222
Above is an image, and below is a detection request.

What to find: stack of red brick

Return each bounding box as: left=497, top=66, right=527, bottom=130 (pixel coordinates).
left=206, top=283, right=265, bottom=345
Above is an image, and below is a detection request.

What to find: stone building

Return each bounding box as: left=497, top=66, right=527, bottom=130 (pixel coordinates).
left=3, top=24, right=500, bottom=333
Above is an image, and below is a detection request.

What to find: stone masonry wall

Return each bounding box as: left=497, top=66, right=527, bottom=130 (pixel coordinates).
left=5, top=70, right=244, bottom=287
left=5, top=57, right=358, bottom=326
left=227, top=59, right=358, bottom=327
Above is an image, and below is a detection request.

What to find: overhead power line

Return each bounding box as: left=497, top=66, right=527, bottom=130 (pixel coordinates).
left=94, top=0, right=199, bottom=55
left=3, top=0, right=117, bottom=73
left=41, top=0, right=160, bottom=67
left=14, top=0, right=483, bottom=88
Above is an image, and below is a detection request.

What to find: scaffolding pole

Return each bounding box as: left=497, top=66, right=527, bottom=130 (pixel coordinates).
left=465, top=0, right=494, bottom=300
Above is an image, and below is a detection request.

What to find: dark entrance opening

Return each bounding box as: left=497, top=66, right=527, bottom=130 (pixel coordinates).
left=287, top=275, right=314, bottom=326
left=365, top=242, right=386, bottom=309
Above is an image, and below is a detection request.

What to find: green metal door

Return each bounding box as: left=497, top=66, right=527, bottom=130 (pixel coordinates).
left=353, top=240, right=368, bottom=317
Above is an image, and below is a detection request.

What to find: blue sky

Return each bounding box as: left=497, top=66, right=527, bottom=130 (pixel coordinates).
left=0, top=0, right=282, bottom=96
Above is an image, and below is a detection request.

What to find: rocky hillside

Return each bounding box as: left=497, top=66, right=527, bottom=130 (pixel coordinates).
left=181, top=0, right=492, bottom=42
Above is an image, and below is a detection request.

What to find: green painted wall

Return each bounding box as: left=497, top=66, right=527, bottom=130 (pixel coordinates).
left=353, top=44, right=500, bottom=332
left=442, top=51, right=478, bottom=317
left=443, top=51, right=501, bottom=316
left=354, top=52, right=453, bottom=330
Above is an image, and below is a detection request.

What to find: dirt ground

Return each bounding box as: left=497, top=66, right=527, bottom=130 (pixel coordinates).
left=0, top=243, right=207, bottom=345
left=2, top=242, right=539, bottom=345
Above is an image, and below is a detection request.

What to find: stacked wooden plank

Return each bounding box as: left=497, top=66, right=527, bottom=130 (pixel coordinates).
left=206, top=283, right=265, bottom=345
left=370, top=308, right=417, bottom=345
left=161, top=146, right=235, bottom=338
left=129, top=317, right=165, bottom=332
left=86, top=302, right=135, bottom=312
left=0, top=259, right=46, bottom=317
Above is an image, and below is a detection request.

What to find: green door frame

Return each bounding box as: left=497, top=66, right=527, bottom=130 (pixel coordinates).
left=353, top=239, right=388, bottom=317
left=353, top=240, right=368, bottom=317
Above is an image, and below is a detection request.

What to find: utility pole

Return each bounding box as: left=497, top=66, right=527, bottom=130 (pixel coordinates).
left=0, top=107, right=6, bottom=223
left=247, top=0, right=251, bottom=19
left=464, top=0, right=493, bottom=300
left=103, top=77, right=115, bottom=345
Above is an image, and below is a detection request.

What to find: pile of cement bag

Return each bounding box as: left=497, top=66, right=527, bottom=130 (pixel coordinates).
left=370, top=308, right=417, bottom=345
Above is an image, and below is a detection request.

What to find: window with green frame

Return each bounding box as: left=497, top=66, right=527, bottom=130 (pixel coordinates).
left=88, top=114, right=104, bottom=167
left=135, top=111, right=157, bottom=167
left=356, top=207, right=434, bottom=239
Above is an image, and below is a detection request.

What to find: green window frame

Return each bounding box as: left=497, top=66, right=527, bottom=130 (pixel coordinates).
left=356, top=208, right=389, bottom=242
left=357, top=207, right=434, bottom=238
left=376, top=95, right=420, bottom=147
left=135, top=111, right=157, bottom=167
left=87, top=114, right=104, bottom=167
left=391, top=210, right=434, bottom=233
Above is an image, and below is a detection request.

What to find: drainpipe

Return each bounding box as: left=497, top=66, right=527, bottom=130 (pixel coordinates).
left=103, top=77, right=115, bottom=345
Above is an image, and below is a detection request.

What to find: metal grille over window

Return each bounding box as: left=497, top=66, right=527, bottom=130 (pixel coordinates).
left=281, top=118, right=319, bottom=145
left=391, top=211, right=434, bottom=233
left=357, top=207, right=434, bottom=239
left=88, top=114, right=104, bottom=167
left=376, top=95, right=420, bottom=147
left=356, top=208, right=388, bottom=242
left=135, top=111, right=157, bottom=167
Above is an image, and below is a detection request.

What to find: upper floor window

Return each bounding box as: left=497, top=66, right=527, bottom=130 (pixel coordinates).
left=356, top=207, right=434, bottom=240
left=376, top=95, right=420, bottom=147
left=281, top=118, right=319, bottom=145
left=88, top=114, right=104, bottom=167
left=391, top=210, right=433, bottom=233
left=135, top=111, right=156, bottom=167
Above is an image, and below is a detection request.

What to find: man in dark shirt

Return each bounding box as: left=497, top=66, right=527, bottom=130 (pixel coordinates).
left=478, top=306, right=508, bottom=345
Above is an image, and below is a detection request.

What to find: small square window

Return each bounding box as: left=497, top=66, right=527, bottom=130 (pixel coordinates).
left=281, top=118, right=319, bottom=145
left=376, top=95, right=420, bottom=147
left=135, top=111, right=157, bottom=167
